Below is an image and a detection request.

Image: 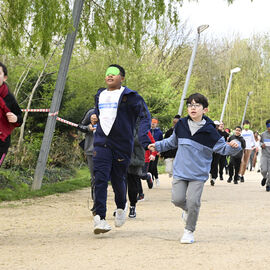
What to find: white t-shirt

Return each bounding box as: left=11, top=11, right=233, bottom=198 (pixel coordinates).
left=98, top=87, right=124, bottom=136
left=241, top=129, right=256, bottom=150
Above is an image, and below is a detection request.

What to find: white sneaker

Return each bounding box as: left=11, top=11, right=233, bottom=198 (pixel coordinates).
left=115, top=208, right=126, bottom=227
left=155, top=178, right=160, bottom=186
left=93, top=215, right=111, bottom=234
left=182, top=210, right=188, bottom=224
left=180, top=229, right=194, bottom=244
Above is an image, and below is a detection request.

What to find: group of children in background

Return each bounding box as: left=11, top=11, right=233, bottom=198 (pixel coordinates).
left=209, top=119, right=270, bottom=192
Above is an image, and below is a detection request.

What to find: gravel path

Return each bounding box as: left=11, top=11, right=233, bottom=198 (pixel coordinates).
left=0, top=171, right=269, bottom=270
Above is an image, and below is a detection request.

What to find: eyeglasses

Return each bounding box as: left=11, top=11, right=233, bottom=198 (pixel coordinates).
left=187, top=103, right=202, bottom=108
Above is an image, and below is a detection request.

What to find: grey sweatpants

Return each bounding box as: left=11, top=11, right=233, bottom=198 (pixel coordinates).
left=261, top=155, right=270, bottom=186
left=172, top=179, right=205, bottom=232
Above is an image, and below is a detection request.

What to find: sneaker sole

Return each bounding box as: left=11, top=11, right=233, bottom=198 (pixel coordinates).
left=94, top=227, right=111, bottom=234
left=180, top=240, right=194, bottom=244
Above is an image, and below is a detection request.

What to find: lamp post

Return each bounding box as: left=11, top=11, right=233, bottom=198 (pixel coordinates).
left=219, top=67, right=241, bottom=123
left=241, top=91, right=253, bottom=127
left=178, top=24, right=209, bottom=116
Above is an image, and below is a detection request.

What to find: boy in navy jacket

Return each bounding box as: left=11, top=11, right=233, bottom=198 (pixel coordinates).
left=92, top=64, right=151, bottom=234
left=148, top=93, right=241, bottom=244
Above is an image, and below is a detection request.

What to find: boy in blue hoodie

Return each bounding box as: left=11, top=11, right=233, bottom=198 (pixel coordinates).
left=92, top=64, right=151, bottom=234
left=148, top=93, right=241, bottom=244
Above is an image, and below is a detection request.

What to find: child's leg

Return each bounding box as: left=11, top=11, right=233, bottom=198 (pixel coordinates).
left=171, top=179, right=188, bottom=211
left=137, top=178, right=143, bottom=195
left=218, top=155, right=226, bottom=178
left=260, top=155, right=268, bottom=179
left=239, top=149, right=251, bottom=175
left=185, top=180, right=205, bottom=232
left=110, top=152, right=129, bottom=210
left=266, top=158, right=270, bottom=186
left=93, top=146, right=113, bottom=219
left=234, top=158, right=242, bottom=180
left=140, top=162, right=149, bottom=180
left=210, top=153, right=220, bottom=179
left=228, top=158, right=234, bottom=178
left=127, top=173, right=138, bottom=207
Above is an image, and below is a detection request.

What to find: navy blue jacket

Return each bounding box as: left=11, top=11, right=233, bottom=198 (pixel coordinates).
left=94, top=86, right=151, bottom=157
left=150, top=127, right=163, bottom=142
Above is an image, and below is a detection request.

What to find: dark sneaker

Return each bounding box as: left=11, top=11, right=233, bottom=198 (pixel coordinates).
left=240, top=176, right=244, bottom=182
left=261, top=178, right=267, bottom=186
left=233, top=180, right=238, bottom=184
left=128, top=206, right=136, bottom=218
left=220, top=176, right=224, bottom=181
left=227, top=177, right=232, bottom=183
left=137, top=193, right=144, bottom=202
left=146, top=172, right=153, bottom=189
left=210, top=179, right=215, bottom=186
left=266, top=186, right=270, bottom=192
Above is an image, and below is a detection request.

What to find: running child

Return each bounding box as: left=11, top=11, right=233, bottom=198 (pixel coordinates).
left=92, top=64, right=151, bottom=234
left=227, top=126, right=246, bottom=184
left=148, top=93, right=241, bottom=244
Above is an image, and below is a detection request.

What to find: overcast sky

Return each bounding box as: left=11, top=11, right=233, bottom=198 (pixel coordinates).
left=179, top=0, right=270, bottom=40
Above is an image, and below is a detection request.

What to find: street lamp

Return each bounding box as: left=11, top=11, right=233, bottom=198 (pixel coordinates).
left=219, top=67, right=241, bottom=122
left=241, top=91, right=253, bottom=127
left=178, top=24, right=209, bottom=116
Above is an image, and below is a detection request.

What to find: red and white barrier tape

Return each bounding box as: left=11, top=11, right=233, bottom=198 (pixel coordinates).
left=56, top=117, right=78, bottom=127
left=21, top=109, right=78, bottom=127
left=21, top=109, right=50, bottom=112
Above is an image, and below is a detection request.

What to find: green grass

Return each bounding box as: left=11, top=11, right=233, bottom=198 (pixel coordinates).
left=157, top=159, right=165, bottom=174
left=0, top=162, right=166, bottom=203
left=0, top=167, right=90, bottom=202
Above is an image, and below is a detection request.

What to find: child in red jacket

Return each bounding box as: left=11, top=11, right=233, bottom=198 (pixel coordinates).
left=0, top=62, right=23, bottom=166
left=137, top=131, right=157, bottom=201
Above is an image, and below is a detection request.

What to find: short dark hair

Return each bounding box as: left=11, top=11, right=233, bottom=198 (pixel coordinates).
left=235, top=126, right=242, bottom=130
left=243, top=120, right=250, bottom=125
left=0, top=62, right=8, bottom=76
left=266, top=119, right=270, bottom=125
left=174, top=114, right=181, bottom=119
left=185, top=93, right=209, bottom=108
left=109, top=64, right=125, bottom=77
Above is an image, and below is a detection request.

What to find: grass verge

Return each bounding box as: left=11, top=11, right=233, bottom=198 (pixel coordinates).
left=0, top=167, right=90, bottom=202
left=0, top=162, right=166, bottom=203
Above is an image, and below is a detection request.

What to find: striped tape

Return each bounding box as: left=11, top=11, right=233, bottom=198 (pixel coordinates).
left=21, top=109, right=50, bottom=112
left=21, top=109, right=78, bottom=127
left=56, top=117, right=78, bottom=127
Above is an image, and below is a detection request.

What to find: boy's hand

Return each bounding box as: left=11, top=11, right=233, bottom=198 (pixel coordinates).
left=149, top=154, right=155, bottom=161
left=228, top=140, right=239, bottom=148
left=90, top=114, right=98, bottom=125
left=148, top=143, right=156, bottom=152
left=6, top=112, right=17, bottom=123
left=261, top=143, right=266, bottom=149
left=88, top=124, right=96, bottom=132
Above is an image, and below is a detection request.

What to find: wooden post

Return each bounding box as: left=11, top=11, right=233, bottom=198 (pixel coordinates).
left=32, top=0, right=85, bottom=190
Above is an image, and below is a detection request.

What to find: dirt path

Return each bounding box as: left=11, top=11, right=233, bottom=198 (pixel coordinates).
left=0, top=171, right=269, bottom=270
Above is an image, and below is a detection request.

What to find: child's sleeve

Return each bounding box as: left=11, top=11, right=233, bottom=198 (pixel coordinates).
left=213, top=137, right=242, bottom=156
left=137, top=98, right=152, bottom=149
left=155, top=131, right=178, bottom=153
